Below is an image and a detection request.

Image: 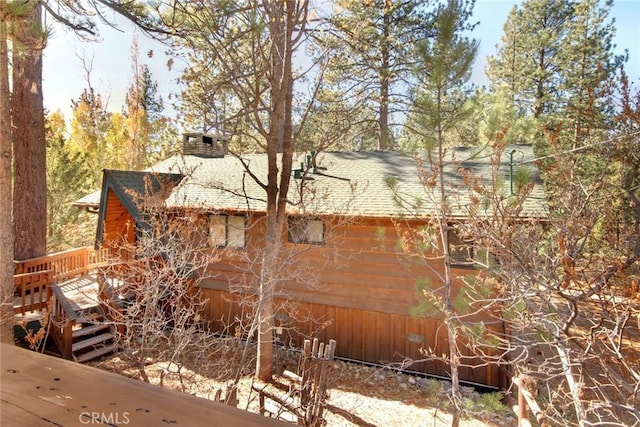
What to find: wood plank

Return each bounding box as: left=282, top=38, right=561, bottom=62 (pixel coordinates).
left=73, top=343, right=117, bottom=363
left=335, top=307, right=351, bottom=359
left=362, top=311, right=378, bottom=363
left=273, top=286, right=419, bottom=316
left=71, top=323, right=110, bottom=339
left=323, top=305, right=336, bottom=344
left=350, top=308, right=363, bottom=361
left=377, top=311, right=391, bottom=364
left=72, top=332, right=114, bottom=352
left=1, top=344, right=286, bottom=426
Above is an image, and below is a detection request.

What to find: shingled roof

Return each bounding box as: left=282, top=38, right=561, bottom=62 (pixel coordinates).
left=78, top=144, right=546, bottom=220
left=120, top=144, right=546, bottom=219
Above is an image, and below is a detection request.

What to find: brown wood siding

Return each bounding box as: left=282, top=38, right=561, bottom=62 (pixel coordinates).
left=198, top=288, right=501, bottom=387
left=102, top=201, right=504, bottom=387
left=102, top=189, right=136, bottom=256
left=195, top=214, right=504, bottom=388
left=200, top=216, right=494, bottom=319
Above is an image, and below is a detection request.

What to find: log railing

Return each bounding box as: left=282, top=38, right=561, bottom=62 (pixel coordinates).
left=513, top=376, right=547, bottom=427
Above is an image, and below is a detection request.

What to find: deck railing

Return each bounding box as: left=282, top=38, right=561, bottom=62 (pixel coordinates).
left=13, top=270, right=53, bottom=315
left=14, top=246, right=110, bottom=283
left=49, top=284, right=80, bottom=359
left=13, top=246, right=111, bottom=359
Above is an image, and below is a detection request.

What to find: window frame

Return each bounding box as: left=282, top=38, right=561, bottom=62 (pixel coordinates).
left=447, top=227, right=474, bottom=267
left=208, top=214, right=246, bottom=249
left=287, top=217, right=325, bottom=245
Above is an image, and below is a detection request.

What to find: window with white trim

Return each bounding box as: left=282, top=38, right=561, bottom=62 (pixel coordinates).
left=209, top=214, right=246, bottom=248
left=288, top=217, right=324, bottom=244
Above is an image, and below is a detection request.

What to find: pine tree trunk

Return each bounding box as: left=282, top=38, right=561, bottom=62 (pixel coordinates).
left=436, top=84, right=461, bottom=427
left=12, top=3, right=46, bottom=261
left=256, top=0, right=297, bottom=381
left=0, top=6, right=15, bottom=344
left=256, top=223, right=278, bottom=381
left=378, top=8, right=391, bottom=150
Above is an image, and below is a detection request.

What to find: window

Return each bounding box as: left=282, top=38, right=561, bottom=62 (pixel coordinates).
left=209, top=214, right=246, bottom=248
left=448, top=228, right=473, bottom=266
left=288, top=217, right=324, bottom=244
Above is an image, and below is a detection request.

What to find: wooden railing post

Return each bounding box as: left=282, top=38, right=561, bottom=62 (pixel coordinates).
left=14, top=260, right=24, bottom=275
left=48, top=284, right=79, bottom=360
left=63, top=321, right=73, bottom=359
left=517, top=377, right=527, bottom=427
left=80, top=248, right=86, bottom=276
left=513, top=376, right=547, bottom=427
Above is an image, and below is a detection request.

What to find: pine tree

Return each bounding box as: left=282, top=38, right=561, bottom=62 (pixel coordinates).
left=0, top=2, right=17, bottom=344
left=487, top=0, right=570, bottom=123
left=405, top=2, right=477, bottom=425
left=488, top=0, right=625, bottom=139
left=561, top=0, right=625, bottom=148
left=321, top=0, right=475, bottom=150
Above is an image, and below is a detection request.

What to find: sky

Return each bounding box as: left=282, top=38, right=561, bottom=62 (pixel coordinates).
left=42, top=0, right=640, bottom=122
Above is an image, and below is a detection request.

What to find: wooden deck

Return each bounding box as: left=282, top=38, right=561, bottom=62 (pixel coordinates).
left=0, top=343, right=286, bottom=426
left=13, top=273, right=102, bottom=323
left=12, top=248, right=120, bottom=361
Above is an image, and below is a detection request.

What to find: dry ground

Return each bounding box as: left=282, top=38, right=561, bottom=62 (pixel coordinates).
left=89, top=348, right=516, bottom=427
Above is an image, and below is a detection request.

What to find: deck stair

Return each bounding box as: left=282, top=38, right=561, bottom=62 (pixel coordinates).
left=13, top=247, right=116, bottom=363
left=70, top=313, right=117, bottom=363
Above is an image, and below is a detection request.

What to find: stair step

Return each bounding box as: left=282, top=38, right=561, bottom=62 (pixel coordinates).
left=74, top=343, right=116, bottom=363
left=72, top=332, right=114, bottom=352
left=72, top=322, right=110, bottom=338
left=75, top=312, right=104, bottom=323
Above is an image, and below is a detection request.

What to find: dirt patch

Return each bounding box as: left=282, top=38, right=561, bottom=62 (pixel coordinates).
left=89, top=348, right=515, bottom=427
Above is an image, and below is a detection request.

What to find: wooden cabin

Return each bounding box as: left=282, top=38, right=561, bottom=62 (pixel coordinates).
left=76, top=134, right=547, bottom=389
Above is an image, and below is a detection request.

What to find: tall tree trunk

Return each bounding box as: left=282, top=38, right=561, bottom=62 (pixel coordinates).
left=256, top=0, right=298, bottom=381
left=436, top=86, right=461, bottom=427
left=0, top=5, right=15, bottom=344
left=378, top=7, right=391, bottom=150
left=256, top=217, right=279, bottom=380
left=12, top=2, right=46, bottom=260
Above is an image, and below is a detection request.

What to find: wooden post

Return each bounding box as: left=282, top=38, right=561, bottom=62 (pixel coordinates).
left=513, top=376, right=546, bottom=427
left=81, top=248, right=88, bottom=276
left=63, top=320, right=73, bottom=360
left=516, top=377, right=527, bottom=426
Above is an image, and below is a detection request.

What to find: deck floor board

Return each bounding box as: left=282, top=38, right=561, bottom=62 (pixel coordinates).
left=1, top=343, right=286, bottom=426
left=55, top=273, right=102, bottom=313
left=13, top=273, right=104, bottom=325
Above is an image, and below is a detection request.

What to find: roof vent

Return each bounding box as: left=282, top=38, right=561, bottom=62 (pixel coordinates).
left=183, top=133, right=227, bottom=158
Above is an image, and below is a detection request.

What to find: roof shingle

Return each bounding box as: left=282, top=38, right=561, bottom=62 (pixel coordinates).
left=129, top=145, right=548, bottom=219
